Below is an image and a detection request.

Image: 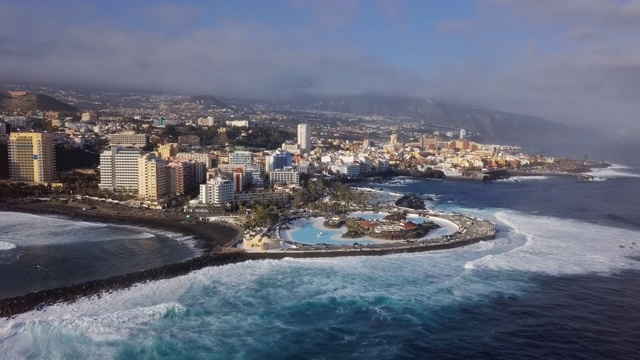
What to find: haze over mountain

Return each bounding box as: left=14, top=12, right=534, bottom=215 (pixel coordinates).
left=0, top=1, right=638, bottom=134
left=185, top=95, right=234, bottom=111
left=288, top=94, right=589, bottom=142
left=0, top=91, right=78, bottom=112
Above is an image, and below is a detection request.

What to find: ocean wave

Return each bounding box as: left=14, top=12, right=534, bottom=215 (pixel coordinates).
left=0, top=241, right=17, bottom=251
left=125, top=232, right=156, bottom=240
left=465, top=210, right=640, bottom=275
left=496, top=175, right=550, bottom=182
left=3, top=208, right=640, bottom=358
left=588, top=167, right=640, bottom=179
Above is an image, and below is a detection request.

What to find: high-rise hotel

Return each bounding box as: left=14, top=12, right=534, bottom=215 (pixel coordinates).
left=297, top=123, right=311, bottom=156
left=8, top=132, right=56, bottom=184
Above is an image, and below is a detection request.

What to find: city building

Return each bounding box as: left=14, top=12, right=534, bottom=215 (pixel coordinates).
left=138, top=154, right=168, bottom=201
left=3, top=116, right=30, bottom=129
left=81, top=112, right=96, bottom=122
left=390, top=133, right=398, bottom=145
left=266, top=149, right=293, bottom=173
left=229, top=151, right=253, bottom=166
left=420, top=136, right=439, bottom=150
left=158, top=143, right=178, bottom=160
left=99, top=147, right=143, bottom=192
left=0, top=122, right=10, bottom=138
left=154, top=116, right=165, bottom=127
left=269, top=166, right=300, bottom=185
left=236, top=190, right=290, bottom=205
left=45, top=111, right=59, bottom=122
left=217, top=164, right=247, bottom=191
left=197, top=116, right=215, bottom=126
left=176, top=152, right=214, bottom=168
left=225, top=120, right=252, bottom=128
left=167, top=160, right=195, bottom=196
left=297, top=123, right=311, bottom=156
left=460, top=129, right=467, bottom=139
left=177, top=135, right=200, bottom=147
left=8, top=132, right=56, bottom=184
left=192, top=162, right=207, bottom=185
left=281, top=141, right=300, bottom=154
left=246, top=164, right=265, bottom=189
left=199, top=176, right=235, bottom=206
left=340, top=163, right=360, bottom=178
left=109, top=133, right=149, bottom=148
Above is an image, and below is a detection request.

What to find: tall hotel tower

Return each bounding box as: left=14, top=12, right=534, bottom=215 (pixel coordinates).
left=297, top=123, right=311, bottom=156
left=8, top=132, right=56, bottom=184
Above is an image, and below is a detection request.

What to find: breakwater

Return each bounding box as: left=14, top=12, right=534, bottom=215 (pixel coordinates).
left=0, top=252, right=250, bottom=319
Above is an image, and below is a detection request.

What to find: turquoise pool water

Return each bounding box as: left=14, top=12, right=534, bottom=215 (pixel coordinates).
left=280, top=213, right=454, bottom=245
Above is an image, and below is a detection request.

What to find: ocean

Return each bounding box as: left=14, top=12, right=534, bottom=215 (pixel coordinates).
left=2, top=140, right=640, bottom=359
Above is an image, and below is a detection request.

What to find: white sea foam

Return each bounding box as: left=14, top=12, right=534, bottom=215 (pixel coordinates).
left=587, top=166, right=640, bottom=179
left=465, top=210, right=640, bottom=275
left=0, top=241, right=17, bottom=251
left=496, top=175, right=550, bottom=182
left=125, top=232, right=156, bottom=240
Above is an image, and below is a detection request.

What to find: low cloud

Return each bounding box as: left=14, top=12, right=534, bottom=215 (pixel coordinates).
left=0, top=0, right=638, bottom=132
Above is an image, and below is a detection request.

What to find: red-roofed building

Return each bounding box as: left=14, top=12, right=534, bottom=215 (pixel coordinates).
left=403, top=221, right=418, bottom=230
left=360, top=220, right=379, bottom=229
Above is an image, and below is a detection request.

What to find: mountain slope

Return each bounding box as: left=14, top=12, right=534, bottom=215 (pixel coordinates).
left=186, top=95, right=233, bottom=110
left=0, top=91, right=78, bottom=112
left=289, top=94, right=589, bottom=141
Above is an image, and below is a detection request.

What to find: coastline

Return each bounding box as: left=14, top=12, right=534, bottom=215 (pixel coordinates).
left=0, top=199, right=494, bottom=319
left=0, top=201, right=248, bottom=318
left=1, top=201, right=243, bottom=253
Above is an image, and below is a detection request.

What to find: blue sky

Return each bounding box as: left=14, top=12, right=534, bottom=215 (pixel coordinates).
left=1, top=0, right=639, bottom=130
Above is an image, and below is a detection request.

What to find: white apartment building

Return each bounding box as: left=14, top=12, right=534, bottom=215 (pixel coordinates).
left=197, top=116, right=215, bottom=126
left=99, top=147, right=143, bottom=192
left=226, top=120, right=252, bottom=128
left=269, top=166, right=300, bottom=185
left=297, top=123, right=311, bottom=156
left=138, top=154, right=169, bottom=201
left=199, top=176, right=235, bottom=206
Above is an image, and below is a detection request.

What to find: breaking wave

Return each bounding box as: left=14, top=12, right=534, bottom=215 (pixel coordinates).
left=588, top=164, right=640, bottom=180
left=0, top=241, right=17, bottom=251
left=496, top=175, right=550, bottom=182
left=2, top=207, right=640, bottom=358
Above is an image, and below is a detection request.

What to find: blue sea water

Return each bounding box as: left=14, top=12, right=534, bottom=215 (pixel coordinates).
left=2, top=143, right=640, bottom=359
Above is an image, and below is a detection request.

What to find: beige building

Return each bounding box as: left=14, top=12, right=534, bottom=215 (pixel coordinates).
left=390, top=133, right=398, bottom=145
left=158, top=143, right=178, bottom=160
left=138, top=154, right=168, bottom=201
left=8, top=132, right=56, bottom=184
